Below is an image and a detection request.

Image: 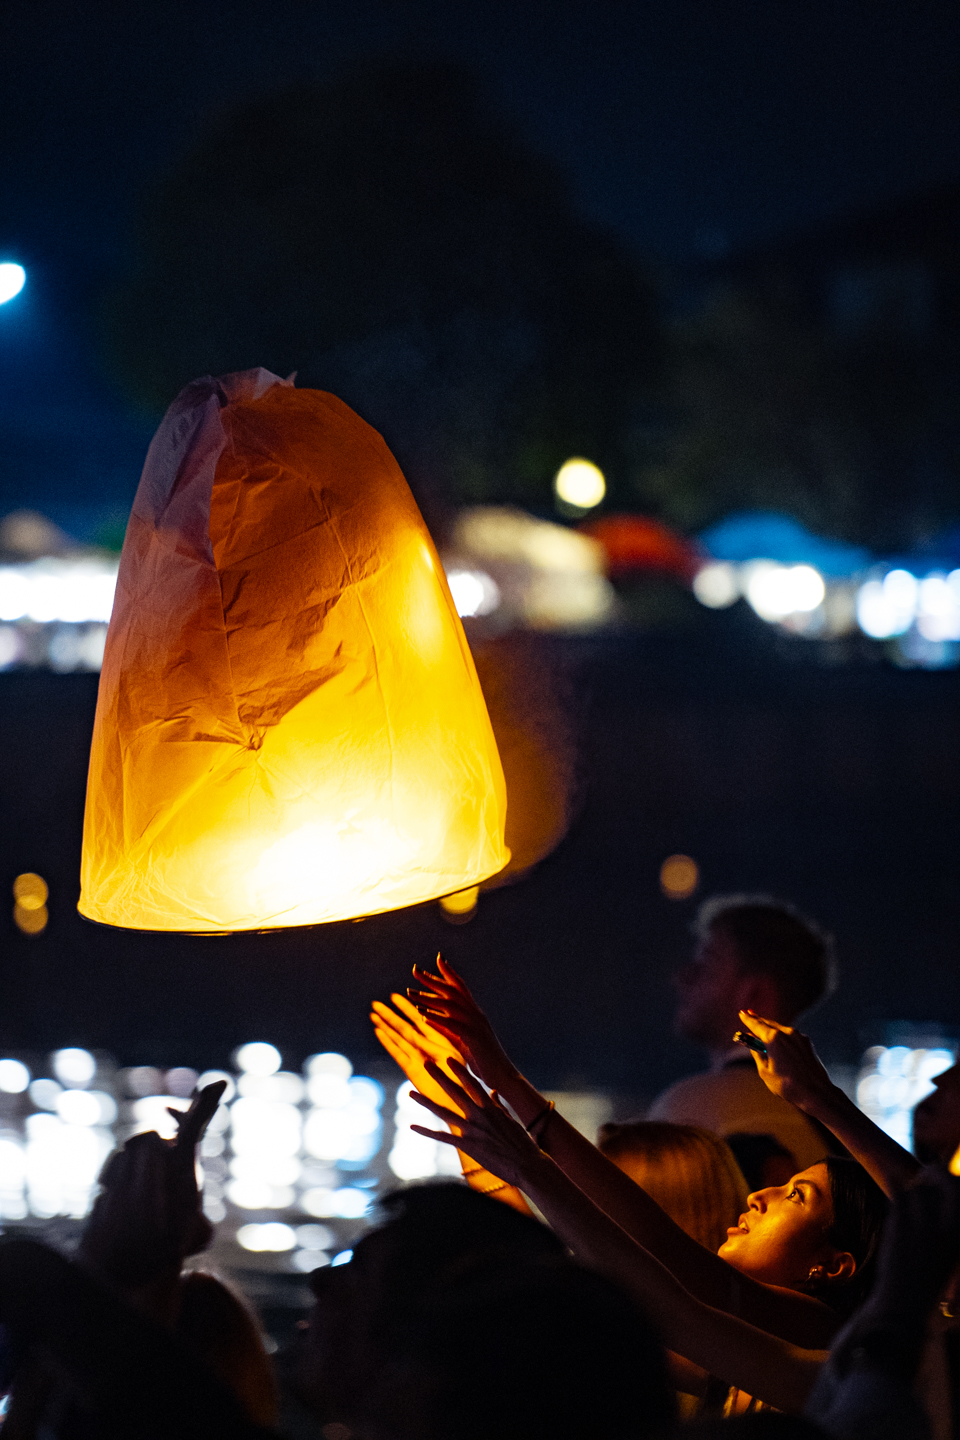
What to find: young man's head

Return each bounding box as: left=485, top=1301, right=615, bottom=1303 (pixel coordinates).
left=673, top=895, right=835, bottom=1053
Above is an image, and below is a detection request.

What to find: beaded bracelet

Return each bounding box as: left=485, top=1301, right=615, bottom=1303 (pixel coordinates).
left=524, top=1099, right=555, bottom=1140
left=472, top=1178, right=508, bottom=1196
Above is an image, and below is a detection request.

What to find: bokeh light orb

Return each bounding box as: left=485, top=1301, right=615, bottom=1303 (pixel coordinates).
left=554, top=458, right=606, bottom=510
left=0, top=1059, right=29, bottom=1094
left=52, top=1048, right=96, bottom=1088
left=692, top=562, right=739, bottom=609
left=234, top=1042, right=282, bottom=1077
left=0, top=264, right=26, bottom=305
left=13, top=873, right=48, bottom=911
left=660, top=854, right=699, bottom=900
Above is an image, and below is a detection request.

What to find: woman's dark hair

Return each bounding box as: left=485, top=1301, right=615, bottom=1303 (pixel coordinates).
left=816, top=1157, right=888, bottom=1314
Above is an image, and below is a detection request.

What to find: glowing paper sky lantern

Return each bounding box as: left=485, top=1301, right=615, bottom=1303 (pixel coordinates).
left=79, top=369, right=508, bottom=931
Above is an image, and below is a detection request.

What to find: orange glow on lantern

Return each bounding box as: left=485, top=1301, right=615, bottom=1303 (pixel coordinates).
left=79, top=370, right=508, bottom=932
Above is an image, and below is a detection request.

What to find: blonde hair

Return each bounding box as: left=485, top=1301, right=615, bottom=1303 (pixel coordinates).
left=598, top=1121, right=749, bottom=1254
left=176, top=1269, right=278, bottom=1428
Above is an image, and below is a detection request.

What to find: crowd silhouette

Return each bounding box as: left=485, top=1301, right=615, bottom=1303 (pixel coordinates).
left=2, top=896, right=960, bottom=1437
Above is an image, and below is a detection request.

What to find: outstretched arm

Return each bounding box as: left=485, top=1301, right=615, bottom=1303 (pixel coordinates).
left=407, top=957, right=838, bottom=1348
left=736, top=1011, right=921, bottom=1197
left=371, top=989, right=531, bottom=1213
left=411, top=1061, right=826, bottom=1414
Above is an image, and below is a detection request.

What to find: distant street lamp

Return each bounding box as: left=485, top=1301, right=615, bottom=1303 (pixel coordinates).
left=0, top=264, right=25, bottom=305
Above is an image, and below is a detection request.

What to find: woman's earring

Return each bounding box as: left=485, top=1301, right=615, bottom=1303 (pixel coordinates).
left=808, top=1265, right=823, bottom=1280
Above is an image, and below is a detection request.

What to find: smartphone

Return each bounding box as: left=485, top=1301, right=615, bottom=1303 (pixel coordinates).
left=732, top=1029, right=767, bottom=1059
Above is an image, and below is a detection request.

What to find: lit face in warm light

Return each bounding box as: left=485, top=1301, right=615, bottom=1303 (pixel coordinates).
left=717, top=1163, right=851, bottom=1290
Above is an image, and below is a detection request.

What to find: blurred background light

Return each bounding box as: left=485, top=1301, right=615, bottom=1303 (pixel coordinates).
left=28, top=1078, right=60, bottom=1111
left=916, top=572, right=960, bottom=641
left=659, top=854, right=699, bottom=900
left=0, top=559, right=117, bottom=624
left=13, top=874, right=47, bottom=910
left=856, top=569, right=918, bottom=638
left=0, top=264, right=25, bottom=305
left=299, top=1186, right=372, bottom=1218
left=13, top=874, right=49, bottom=936
left=306, top=1052, right=353, bottom=1077
left=692, top=561, right=739, bottom=608
left=13, top=902, right=47, bottom=935
left=130, top=1095, right=188, bottom=1140
left=292, top=1248, right=330, bottom=1272
left=743, top=562, right=825, bottom=621
left=51, top=1048, right=96, bottom=1088
left=388, top=1080, right=462, bottom=1181
left=234, top=1042, right=282, bottom=1076
left=0, top=1060, right=29, bottom=1094
left=554, top=458, right=606, bottom=511
left=451, top=506, right=614, bottom=631
left=296, top=1223, right=333, bottom=1250
left=445, top=568, right=500, bottom=618
left=236, top=1221, right=297, bottom=1252
left=856, top=1042, right=955, bottom=1148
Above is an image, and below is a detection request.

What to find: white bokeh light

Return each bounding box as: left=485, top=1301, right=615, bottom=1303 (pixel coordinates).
left=743, top=562, right=825, bottom=622
left=916, top=573, right=960, bottom=642
left=553, top=458, right=606, bottom=510
left=0, top=264, right=26, bottom=305
left=235, top=1043, right=282, bottom=1077
left=856, top=569, right=918, bottom=639
left=0, top=1060, right=30, bottom=1094
left=52, top=1048, right=96, bottom=1088
left=445, top=568, right=500, bottom=618
left=389, top=1081, right=462, bottom=1181
left=236, top=1221, right=297, bottom=1252
left=692, top=562, right=739, bottom=609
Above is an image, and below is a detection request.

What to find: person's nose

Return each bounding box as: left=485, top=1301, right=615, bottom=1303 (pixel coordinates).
left=746, top=1188, right=770, bottom=1213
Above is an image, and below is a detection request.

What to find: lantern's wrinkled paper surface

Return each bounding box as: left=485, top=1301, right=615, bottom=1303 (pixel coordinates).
left=79, top=369, right=508, bottom=931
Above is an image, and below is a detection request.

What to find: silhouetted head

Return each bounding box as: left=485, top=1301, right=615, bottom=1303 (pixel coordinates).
left=292, top=1181, right=566, bottom=1423
left=361, top=1256, right=676, bottom=1440
left=674, top=895, right=834, bottom=1049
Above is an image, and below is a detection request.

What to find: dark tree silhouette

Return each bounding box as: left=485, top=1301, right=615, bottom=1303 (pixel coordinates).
left=631, top=275, right=951, bottom=550
left=104, top=63, right=661, bottom=521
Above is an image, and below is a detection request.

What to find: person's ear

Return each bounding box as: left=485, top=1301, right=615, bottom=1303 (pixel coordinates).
left=821, top=1250, right=857, bottom=1285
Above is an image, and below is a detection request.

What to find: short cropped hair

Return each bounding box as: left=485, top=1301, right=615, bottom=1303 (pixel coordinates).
left=695, top=894, right=835, bottom=1019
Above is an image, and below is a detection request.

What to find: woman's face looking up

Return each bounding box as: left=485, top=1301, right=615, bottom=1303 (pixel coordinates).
left=717, top=1162, right=853, bottom=1291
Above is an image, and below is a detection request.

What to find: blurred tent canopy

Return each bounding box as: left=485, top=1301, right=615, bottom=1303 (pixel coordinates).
left=103, top=62, right=661, bottom=522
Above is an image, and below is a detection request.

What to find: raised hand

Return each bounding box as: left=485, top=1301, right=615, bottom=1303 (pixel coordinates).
left=406, top=954, right=516, bottom=1092
left=409, top=1059, right=545, bottom=1191
left=736, top=1010, right=834, bottom=1113
left=80, top=1080, right=226, bottom=1292
left=371, top=992, right=467, bottom=1115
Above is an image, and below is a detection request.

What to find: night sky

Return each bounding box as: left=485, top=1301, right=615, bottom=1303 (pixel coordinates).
left=1, top=4, right=959, bottom=1083
left=2, top=0, right=959, bottom=533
